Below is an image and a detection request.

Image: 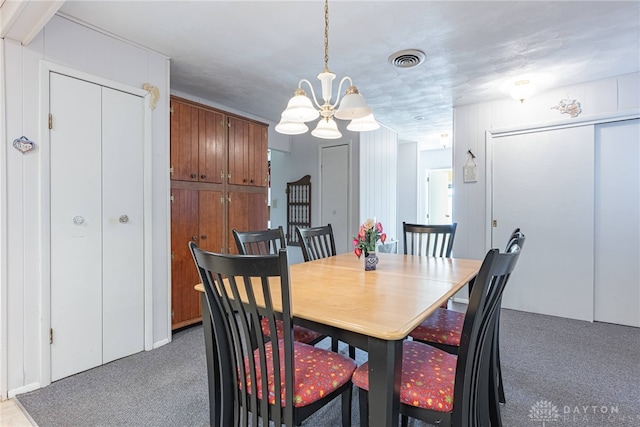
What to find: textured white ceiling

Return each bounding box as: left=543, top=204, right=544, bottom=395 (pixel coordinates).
left=58, top=1, right=640, bottom=148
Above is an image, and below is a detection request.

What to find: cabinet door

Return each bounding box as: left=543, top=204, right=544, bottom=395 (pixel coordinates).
left=170, top=189, right=202, bottom=328
left=249, top=122, right=268, bottom=187
left=199, top=109, right=225, bottom=184
left=170, top=100, right=199, bottom=181
left=199, top=190, right=225, bottom=253
left=228, top=117, right=250, bottom=185
left=227, top=191, right=268, bottom=254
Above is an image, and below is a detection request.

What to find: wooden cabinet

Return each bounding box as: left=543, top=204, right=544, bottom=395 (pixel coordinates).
left=170, top=96, right=268, bottom=329
left=228, top=117, right=268, bottom=187
left=170, top=101, right=225, bottom=183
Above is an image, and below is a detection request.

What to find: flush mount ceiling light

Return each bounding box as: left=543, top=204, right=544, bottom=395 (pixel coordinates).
left=510, top=79, right=536, bottom=103
left=276, top=0, right=377, bottom=139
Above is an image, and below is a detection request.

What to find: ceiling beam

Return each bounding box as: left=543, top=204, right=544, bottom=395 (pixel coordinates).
left=1, top=0, right=64, bottom=45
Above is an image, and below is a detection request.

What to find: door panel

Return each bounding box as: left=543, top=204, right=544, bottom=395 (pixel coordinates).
left=50, top=73, right=103, bottom=381
left=491, top=126, right=595, bottom=321
left=228, top=117, right=249, bottom=185
left=170, top=189, right=201, bottom=326
left=199, top=190, right=225, bottom=253
left=427, top=170, right=451, bottom=224
left=170, top=101, right=199, bottom=181
left=199, top=109, right=225, bottom=184
left=594, top=119, right=640, bottom=327
left=101, top=87, right=145, bottom=363
left=321, top=145, right=349, bottom=253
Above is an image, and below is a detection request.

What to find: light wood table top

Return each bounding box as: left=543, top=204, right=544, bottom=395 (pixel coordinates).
left=195, top=252, right=481, bottom=340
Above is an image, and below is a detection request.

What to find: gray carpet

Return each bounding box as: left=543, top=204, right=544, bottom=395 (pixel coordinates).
left=16, top=308, right=640, bottom=426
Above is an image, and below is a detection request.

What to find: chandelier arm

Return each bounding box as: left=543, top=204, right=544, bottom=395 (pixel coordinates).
left=298, top=78, right=324, bottom=111
left=329, top=76, right=354, bottom=109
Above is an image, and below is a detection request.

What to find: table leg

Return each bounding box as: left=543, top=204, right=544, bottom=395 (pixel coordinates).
left=367, top=338, right=403, bottom=427
left=201, top=293, right=221, bottom=427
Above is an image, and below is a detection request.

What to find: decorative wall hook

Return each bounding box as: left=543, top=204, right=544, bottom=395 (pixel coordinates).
left=551, top=98, right=581, bottom=118
left=143, top=83, right=160, bottom=110
left=13, top=136, right=36, bottom=154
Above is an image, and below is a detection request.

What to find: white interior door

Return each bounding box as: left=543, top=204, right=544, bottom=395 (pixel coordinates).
left=50, top=73, right=103, bottom=381
left=101, top=87, right=145, bottom=362
left=594, top=119, right=640, bottom=327
left=50, top=73, right=145, bottom=380
left=491, top=126, right=595, bottom=321
left=427, top=169, right=451, bottom=224
left=320, top=144, right=349, bottom=253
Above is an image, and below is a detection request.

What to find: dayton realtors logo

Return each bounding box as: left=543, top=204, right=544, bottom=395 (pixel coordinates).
left=529, top=400, right=561, bottom=426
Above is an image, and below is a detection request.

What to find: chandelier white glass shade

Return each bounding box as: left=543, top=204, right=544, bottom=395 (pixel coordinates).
left=276, top=0, right=377, bottom=139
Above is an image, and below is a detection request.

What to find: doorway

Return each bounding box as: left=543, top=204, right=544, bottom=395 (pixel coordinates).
left=425, top=169, right=452, bottom=224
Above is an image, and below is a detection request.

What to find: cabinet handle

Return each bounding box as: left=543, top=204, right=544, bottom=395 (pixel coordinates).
left=250, top=179, right=254, bottom=184
left=119, top=215, right=129, bottom=224
left=243, top=179, right=247, bottom=183
left=192, top=236, right=198, bottom=241
left=191, top=173, right=197, bottom=179
left=201, top=235, right=207, bottom=240
left=201, top=174, right=207, bottom=179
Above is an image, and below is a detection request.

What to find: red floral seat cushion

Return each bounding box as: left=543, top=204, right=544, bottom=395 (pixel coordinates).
left=352, top=341, right=457, bottom=412
left=242, top=340, right=357, bottom=407
left=409, top=308, right=464, bottom=346
left=260, top=317, right=324, bottom=343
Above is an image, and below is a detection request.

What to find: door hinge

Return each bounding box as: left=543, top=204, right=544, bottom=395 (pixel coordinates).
left=48, top=114, right=53, bottom=130
left=171, top=251, right=174, bottom=261
left=220, top=196, right=224, bottom=204
left=170, top=194, right=174, bottom=202
left=492, top=220, right=497, bottom=227
left=169, top=165, right=174, bottom=176
left=49, top=328, right=53, bottom=344
left=171, top=310, right=174, bottom=319
left=170, top=105, right=174, bottom=114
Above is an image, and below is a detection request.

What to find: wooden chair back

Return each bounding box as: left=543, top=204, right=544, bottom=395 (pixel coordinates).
left=451, top=240, right=524, bottom=425
left=190, top=243, right=354, bottom=426
left=233, top=226, right=286, bottom=255
left=403, top=222, right=457, bottom=257
left=296, top=224, right=337, bottom=261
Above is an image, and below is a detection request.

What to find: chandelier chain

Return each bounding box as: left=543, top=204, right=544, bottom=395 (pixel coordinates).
left=324, top=0, right=329, bottom=72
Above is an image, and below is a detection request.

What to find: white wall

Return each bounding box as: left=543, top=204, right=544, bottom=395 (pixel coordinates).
left=1, top=15, right=170, bottom=397
left=397, top=142, right=418, bottom=241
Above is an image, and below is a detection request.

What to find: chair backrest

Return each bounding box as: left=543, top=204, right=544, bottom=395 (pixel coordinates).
left=296, top=224, right=337, bottom=262
left=233, top=226, right=286, bottom=255
left=402, top=222, right=457, bottom=257
left=190, top=242, right=297, bottom=426
left=505, top=228, right=526, bottom=253
left=452, top=236, right=525, bottom=426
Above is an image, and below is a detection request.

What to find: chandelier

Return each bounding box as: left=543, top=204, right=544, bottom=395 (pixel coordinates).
left=275, top=0, right=379, bottom=139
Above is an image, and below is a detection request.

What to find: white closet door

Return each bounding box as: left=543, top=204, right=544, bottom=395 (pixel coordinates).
left=50, top=73, right=103, bottom=381
left=102, top=87, right=145, bottom=362
left=491, top=126, right=595, bottom=321
left=594, top=119, right=640, bottom=327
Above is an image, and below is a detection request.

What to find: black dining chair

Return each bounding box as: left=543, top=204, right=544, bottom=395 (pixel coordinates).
left=409, top=228, right=525, bottom=407
left=296, top=224, right=356, bottom=359
left=233, top=227, right=327, bottom=347
left=353, top=238, right=525, bottom=427
left=403, top=222, right=458, bottom=309
left=190, top=243, right=356, bottom=427
left=402, top=222, right=457, bottom=257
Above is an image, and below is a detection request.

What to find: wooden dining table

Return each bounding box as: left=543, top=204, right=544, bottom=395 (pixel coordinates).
left=195, top=251, right=481, bottom=427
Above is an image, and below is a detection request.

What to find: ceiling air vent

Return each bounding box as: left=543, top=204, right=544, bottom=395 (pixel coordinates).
left=388, top=49, right=426, bottom=68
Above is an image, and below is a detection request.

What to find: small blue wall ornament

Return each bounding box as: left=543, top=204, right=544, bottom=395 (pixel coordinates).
left=13, top=136, right=36, bottom=154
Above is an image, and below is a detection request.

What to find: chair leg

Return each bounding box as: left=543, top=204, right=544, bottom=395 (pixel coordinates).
left=332, top=337, right=339, bottom=352
left=358, top=388, right=368, bottom=427
left=401, top=414, right=409, bottom=427
left=341, top=385, right=353, bottom=427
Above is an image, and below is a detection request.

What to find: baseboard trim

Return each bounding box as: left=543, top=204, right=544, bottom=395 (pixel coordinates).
left=153, top=338, right=170, bottom=349
left=8, top=382, right=40, bottom=398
